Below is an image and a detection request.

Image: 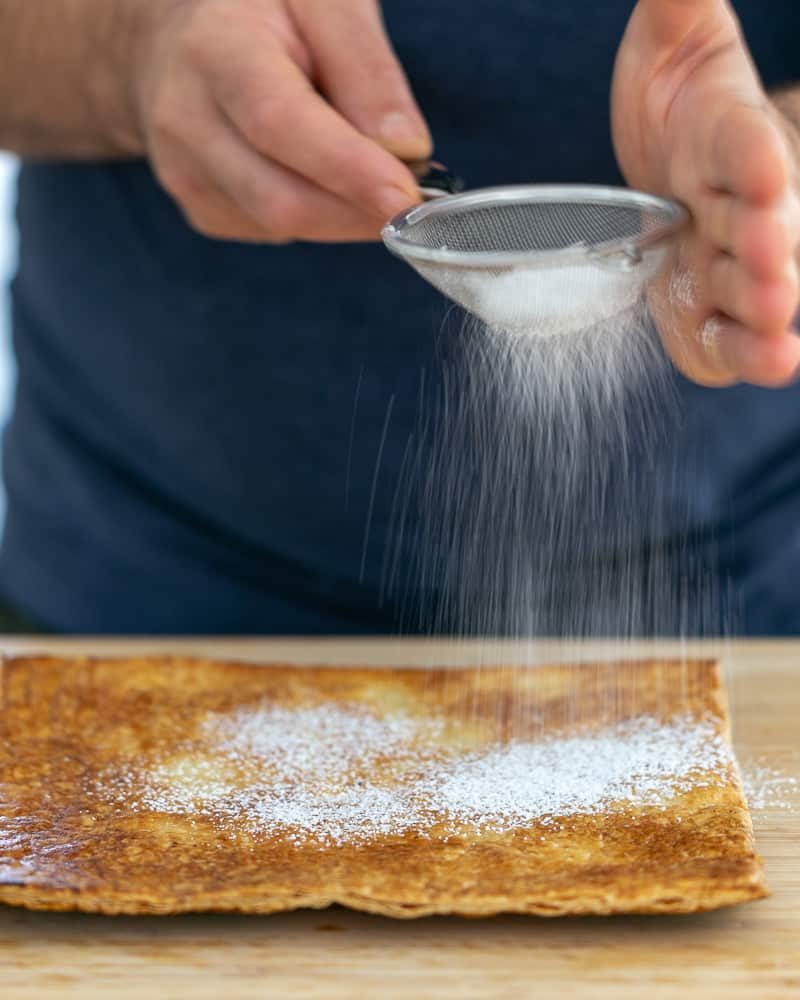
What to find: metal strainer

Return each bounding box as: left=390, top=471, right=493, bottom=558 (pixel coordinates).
left=382, top=185, right=687, bottom=335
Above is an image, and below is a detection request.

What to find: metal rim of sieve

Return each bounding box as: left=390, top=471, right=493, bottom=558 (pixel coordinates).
left=382, top=184, right=688, bottom=271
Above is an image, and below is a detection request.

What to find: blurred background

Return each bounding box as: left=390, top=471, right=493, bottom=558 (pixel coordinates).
left=0, top=153, right=19, bottom=523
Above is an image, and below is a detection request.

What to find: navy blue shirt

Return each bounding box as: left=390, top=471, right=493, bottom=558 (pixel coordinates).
left=3, top=1, right=800, bottom=634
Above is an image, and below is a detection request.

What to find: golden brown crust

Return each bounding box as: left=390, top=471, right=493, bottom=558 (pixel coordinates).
left=0, top=654, right=767, bottom=917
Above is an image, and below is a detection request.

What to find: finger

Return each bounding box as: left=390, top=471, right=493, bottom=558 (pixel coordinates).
left=196, top=105, right=389, bottom=242
left=153, top=141, right=277, bottom=242
left=704, top=104, right=792, bottom=201
left=660, top=319, right=738, bottom=387
left=181, top=186, right=284, bottom=242
left=651, top=235, right=800, bottom=386
left=702, top=318, right=800, bottom=386
left=698, top=190, right=800, bottom=278
left=708, top=252, right=798, bottom=334
left=657, top=309, right=739, bottom=388
left=661, top=309, right=800, bottom=387
left=636, top=0, right=735, bottom=46
left=650, top=237, right=736, bottom=385
left=213, top=44, right=421, bottom=220
left=291, top=0, right=432, bottom=161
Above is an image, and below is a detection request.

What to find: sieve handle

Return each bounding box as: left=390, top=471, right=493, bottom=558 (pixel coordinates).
left=408, top=160, right=464, bottom=200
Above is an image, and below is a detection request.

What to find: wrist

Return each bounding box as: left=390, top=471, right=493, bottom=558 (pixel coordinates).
left=93, top=0, right=185, bottom=156
left=80, top=1, right=152, bottom=156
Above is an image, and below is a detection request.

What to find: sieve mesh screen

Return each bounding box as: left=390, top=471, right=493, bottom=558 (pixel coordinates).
left=400, top=200, right=647, bottom=254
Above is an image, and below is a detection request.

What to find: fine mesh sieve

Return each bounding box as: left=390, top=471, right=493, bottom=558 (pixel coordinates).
left=382, top=185, right=687, bottom=335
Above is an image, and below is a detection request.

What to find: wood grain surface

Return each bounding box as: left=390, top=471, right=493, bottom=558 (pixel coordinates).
left=0, top=637, right=797, bottom=1000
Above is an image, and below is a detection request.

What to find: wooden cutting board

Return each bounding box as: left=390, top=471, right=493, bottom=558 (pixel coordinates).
left=0, top=637, right=797, bottom=1000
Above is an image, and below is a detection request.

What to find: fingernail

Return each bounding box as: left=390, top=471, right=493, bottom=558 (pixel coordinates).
left=378, top=111, right=431, bottom=157
left=376, top=184, right=417, bottom=221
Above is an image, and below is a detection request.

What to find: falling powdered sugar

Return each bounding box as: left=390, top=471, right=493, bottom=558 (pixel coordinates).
left=94, top=702, right=737, bottom=847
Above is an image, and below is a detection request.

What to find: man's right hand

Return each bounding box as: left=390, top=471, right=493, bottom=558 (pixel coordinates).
left=129, top=0, right=431, bottom=242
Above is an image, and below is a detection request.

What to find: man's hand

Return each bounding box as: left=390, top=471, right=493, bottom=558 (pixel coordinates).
left=612, top=0, right=800, bottom=386
left=128, top=0, right=430, bottom=242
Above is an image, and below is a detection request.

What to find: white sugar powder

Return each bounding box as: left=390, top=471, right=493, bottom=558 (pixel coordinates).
left=433, top=717, right=730, bottom=830
left=465, top=266, right=642, bottom=336
left=95, top=704, right=736, bottom=846
left=208, top=704, right=440, bottom=779
left=741, top=763, right=799, bottom=812
left=669, top=267, right=698, bottom=311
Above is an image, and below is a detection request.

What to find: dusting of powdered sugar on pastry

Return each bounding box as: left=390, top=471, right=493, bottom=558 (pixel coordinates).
left=95, top=702, right=736, bottom=846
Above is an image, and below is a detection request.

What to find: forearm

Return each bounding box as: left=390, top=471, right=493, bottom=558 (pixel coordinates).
left=0, top=0, right=147, bottom=158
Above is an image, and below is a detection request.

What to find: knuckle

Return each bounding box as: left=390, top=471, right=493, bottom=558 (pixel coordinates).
left=332, top=160, right=373, bottom=205
left=713, top=200, right=733, bottom=246
left=787, top=260, right=800, bottom=296
left=241, top=90, right=295, bottom=142
left=262, top=233, right=294, bottom=246
left=156, top=161, right=205, bottom=204
left=264, top=192, right=304, bottom=240
left=174, top=0, right=225, bottom=63
left=147, top=82, right=186, bottom=143
left=148, top=104, right=175, bottom=144
left=183, top=207, right=222, bottom=238
left=777, top=208, right=798, bottom=257
left=361, top=53, right=406, bottom=102
left=183, top=203, right=245, bottom=241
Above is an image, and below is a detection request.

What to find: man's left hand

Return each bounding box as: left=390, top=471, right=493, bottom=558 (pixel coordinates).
left=613, top=0, right=800, bottom=386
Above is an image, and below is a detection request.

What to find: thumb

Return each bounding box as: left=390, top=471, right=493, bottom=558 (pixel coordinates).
left=291, top=0, right=432, bottom=161
left=636, top=0, right=736, bottom=46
